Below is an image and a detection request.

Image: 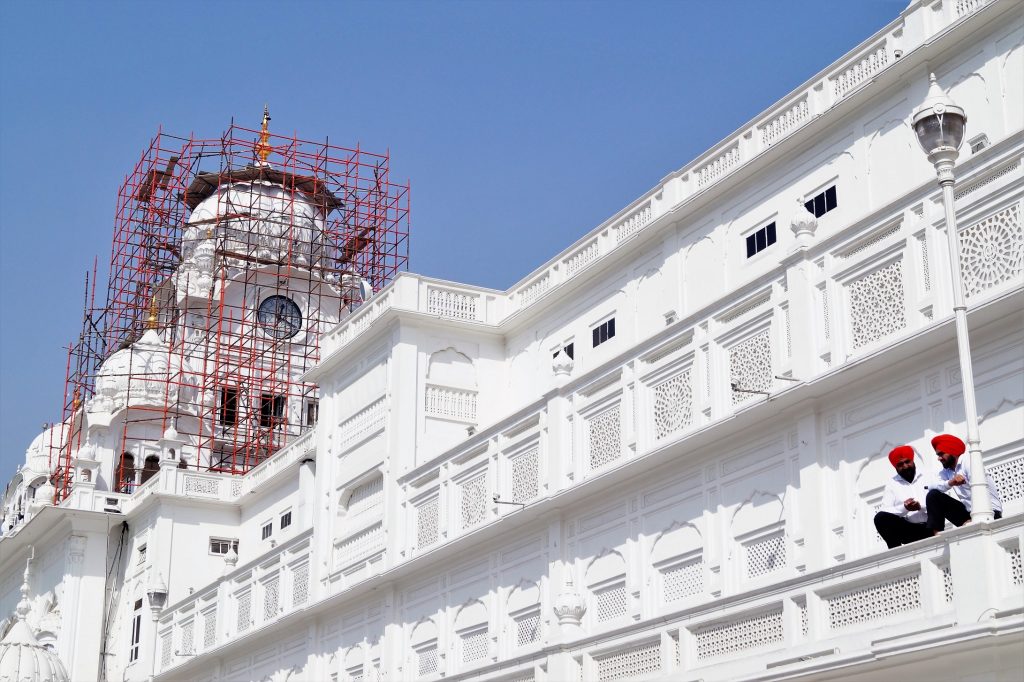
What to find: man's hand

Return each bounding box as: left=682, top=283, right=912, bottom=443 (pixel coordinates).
left=904, top=498, right=921, bottom=511
left=949, top=474, right=966, bottom=486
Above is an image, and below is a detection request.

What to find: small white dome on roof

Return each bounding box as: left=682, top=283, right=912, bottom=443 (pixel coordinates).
left=92, top=329, right=180, bottom=413
left=0, top=556, right=70, bottom=682
left=0, top=620, right=69, bottom=682
left=24, top=426, right=63, bottom=477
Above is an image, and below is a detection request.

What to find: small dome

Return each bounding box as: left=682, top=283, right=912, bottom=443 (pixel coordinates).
left=182, top=181, right=327, bottom=268
left=92, top=330, right=180, bottom=412
left=0, top=560, right=69, bottom=682
left=0, top=620, right=69, bottom=682
left=24, top=426, right=64, bottom=477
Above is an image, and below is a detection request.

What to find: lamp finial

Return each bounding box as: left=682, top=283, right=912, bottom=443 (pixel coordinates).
left=256, top=104, right=272, bottom=164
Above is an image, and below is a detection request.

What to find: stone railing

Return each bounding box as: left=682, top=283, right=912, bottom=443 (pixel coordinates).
left=494, top=0, right=1007, bottom=319
left=402, top=405, right=547, bottom=557
left=314, top=3, right=1006, bottom=345
left=241, top=427, right=317, bottom=495
left=830, top=39, right=889, bottom=98
left=156, top=531, right=313, bottom=675
left=323, top=288, right=395, bottom=354
left=427, top=286, right=480, bottom=321
left=111, top=429, right=318, bottom=511
left=548, top=521, right=1023, bottom=682
left=424, top=385, right=478, bottom=423
left=322, top=276, right=505, bottom=360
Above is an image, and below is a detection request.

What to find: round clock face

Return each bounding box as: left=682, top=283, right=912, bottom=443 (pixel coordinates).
left=257, top=295, right=302, bottom=339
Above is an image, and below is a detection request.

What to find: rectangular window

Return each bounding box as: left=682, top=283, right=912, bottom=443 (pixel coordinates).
left=745, top=222, right=777, bottom=258
left=137, top=543, right=147, bottom=566
left=261, top=522, right=273, bottom=540
left=280, top=511, right=292, bottom=530
left=305, top=399, right=319, bottom=427
left=260, top=394, right=286, bottom=428
left=209, top=537, right=239, bottom=555
left=129, top=598, right=142, bottom=662
left=592, top=319, right=616, bottom=348
left=219, top=387, right=238, bottom=426
left=804, top=185, right=838, bottom=218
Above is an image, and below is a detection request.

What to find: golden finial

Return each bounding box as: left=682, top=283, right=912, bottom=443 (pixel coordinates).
left=146, top=295, right=159, bottom=329
left=256, top=104, right=272, bottom=164
left=72, top=388, right=81, bottom=411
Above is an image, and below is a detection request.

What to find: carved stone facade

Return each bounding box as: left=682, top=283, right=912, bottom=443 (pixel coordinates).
left=1, top=3, right=1023, bottom=682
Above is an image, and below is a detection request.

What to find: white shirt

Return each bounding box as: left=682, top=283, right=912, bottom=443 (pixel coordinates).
left=881, top=469, right=934, bottom=524
left=933, top=457, right=1003, bottom=513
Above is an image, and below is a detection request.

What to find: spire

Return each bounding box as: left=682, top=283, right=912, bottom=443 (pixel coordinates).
left=256, top=104, right=273, bottom=165
left=15, top=547, right=33, bottom=621
left=146, top=295, right=159, bottom=330
left=0, top=546, right=72, bottom=682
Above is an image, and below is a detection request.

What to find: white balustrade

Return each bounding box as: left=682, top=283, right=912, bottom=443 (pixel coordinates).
left=759, top=96, right=810, bottom=147
left=695, top=144, right=741, bottom=189
left=427, top=287, right=479, bottom=321
left=155, top=532, right=313, bottom=675
left=830, top=41, right=889, bottom=98
left=614, top=203, right=652, bottom=243
left=424, top=385, right=478, bottom=422
left=563, top=239, right=600, bottom=278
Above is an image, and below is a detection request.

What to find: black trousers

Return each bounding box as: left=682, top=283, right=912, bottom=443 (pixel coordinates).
left=925, top=488, right=1001, bottom=530
left=873, top=511, right=932, bottom=548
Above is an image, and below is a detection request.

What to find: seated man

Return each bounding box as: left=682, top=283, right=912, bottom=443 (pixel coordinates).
left=874, top=446, right=934, bottom=548
left=925, top=433, right=1003, bottom=531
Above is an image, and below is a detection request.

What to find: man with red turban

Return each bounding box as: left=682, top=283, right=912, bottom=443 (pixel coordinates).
left=873, top=445, right=935, bottom=548
left=924, top=433, right=1002, bottom=531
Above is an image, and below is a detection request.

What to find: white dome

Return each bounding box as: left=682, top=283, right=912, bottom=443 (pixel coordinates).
left=23, top=426, right=63, bottom=477
left=92, top=329, right=180, bottom=412
left=182, top=180, right=327, bottom=268
left=0, top=571, right=69, bottom=682
left=0, top=620, right=69, bottom=682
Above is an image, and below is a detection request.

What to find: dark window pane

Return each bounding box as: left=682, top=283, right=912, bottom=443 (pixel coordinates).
left=608, top=318, right=615, bottom=339
left=804, top=199, right=814, bottom=215
left=826, top=185, right=837, bottom=211
left=766, top=222, right=777, bottom=245
left=565, top=343, right=574, bottom=359
left=593, top=328, right=600, bottom=347
left=220, top=388, right=238, bottom=425
left=815, top=194, right=826, bottom=217
left=746, top=234, right=757, bottom=258
left=756, top=228, right=767, bottom=251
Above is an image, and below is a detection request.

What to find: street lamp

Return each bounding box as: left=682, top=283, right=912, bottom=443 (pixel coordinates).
left=147, top=571, right=169, bottom=620
left=912, top=73, right=994, bottom=522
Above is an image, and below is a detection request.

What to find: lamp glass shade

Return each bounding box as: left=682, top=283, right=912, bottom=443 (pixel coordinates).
left=147, top=589, right=168, bottom=609
left=914, top=111, right=966, bottom=154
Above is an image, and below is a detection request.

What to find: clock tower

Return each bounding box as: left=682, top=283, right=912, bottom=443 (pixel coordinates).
left=49, top=110, right=409, bottom=498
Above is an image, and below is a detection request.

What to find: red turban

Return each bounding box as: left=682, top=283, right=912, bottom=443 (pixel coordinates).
left=888, top=446, right=915, bottom=467
left=931, top=434, right=966, bottom=457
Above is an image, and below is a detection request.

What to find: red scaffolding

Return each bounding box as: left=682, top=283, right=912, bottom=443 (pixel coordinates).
left=49, top=116, right=410, bottom=501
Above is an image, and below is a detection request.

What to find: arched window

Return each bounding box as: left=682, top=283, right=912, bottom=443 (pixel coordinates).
left=116, top=452, right=136, bottom=493
left=453, top=599, right=489, bottom=666
left=410, top=618, right=439, bottom=677
left=507, top=580, right=541, bottom=649
left=140, top=455, right=160, bottom=484
left=586, top=550, right=628, bottom=625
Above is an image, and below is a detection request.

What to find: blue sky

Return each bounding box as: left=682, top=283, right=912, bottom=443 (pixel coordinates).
left=0, top=0, right=904, bottom=482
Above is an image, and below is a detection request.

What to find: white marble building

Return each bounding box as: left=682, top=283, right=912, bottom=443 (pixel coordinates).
left=2, top=1, right=1023, bottom=680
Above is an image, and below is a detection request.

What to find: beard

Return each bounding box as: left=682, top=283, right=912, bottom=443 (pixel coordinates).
left=898, top=465, right=916, bottom=482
